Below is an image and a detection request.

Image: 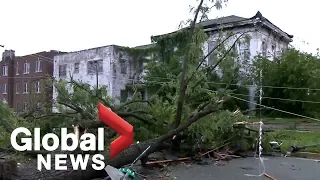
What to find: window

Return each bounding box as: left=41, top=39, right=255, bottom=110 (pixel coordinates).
left=16, top=62, right=19, bottom=75
left=120, top=90, right=128, bottom=103
left=59, top=64, right=67, bottom=77
left=262, top=41, right=267, bottom=57
left=208, top=41, right=216, bottom=64
left=2, top=65, right=8, bottom=76
left=16, top=102, right=19, bottom=112
left=23, top=82, right=29, bottom=93
left=24, top=63, right=30, bottom=74
left=271, top=45, right=275, bottom=52
left=74, top=62, right=80, bottom=74
left=271, top=44, right=276, bottom=57
left=87, top=60, right=103, bottom=74
left=2, top=84, right=7, bottom=94
left=119, top=59, right=126, bottom=74
left=35, top=81, right=40, bottom=93
left=36, top=59, right=42, bottom=72
left=239, top=41, right=250, bottom=60
left=23, top=102, right=28, bottom=110
left=140, top=90, right=146, bottom=101
left=16, top=83, right=19, bottom=94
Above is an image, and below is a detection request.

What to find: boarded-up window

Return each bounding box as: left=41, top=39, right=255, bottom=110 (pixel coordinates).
left=119, top=59, right=127, bottom=74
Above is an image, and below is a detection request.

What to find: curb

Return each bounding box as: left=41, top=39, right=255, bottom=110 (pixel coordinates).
left=292, top=152, right=320, bottom=160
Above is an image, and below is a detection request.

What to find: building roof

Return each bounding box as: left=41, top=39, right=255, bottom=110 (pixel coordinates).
left=152, top=11, right=293, bottom=42
left=134, top=44, right=156, bottom=49
left=199, top=15, right=247, bottom=27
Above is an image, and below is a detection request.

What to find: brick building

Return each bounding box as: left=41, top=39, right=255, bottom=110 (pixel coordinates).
left=0, top=49, right=65, bottom=112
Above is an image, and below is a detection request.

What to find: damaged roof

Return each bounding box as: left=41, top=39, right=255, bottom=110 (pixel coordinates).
left=152, top=11, right=293, bottom=42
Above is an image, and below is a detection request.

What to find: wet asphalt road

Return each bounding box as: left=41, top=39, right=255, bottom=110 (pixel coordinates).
left=169, top=157, right=320, bottom=180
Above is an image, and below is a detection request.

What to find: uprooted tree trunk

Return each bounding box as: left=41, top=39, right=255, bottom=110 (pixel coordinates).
left=40, top=103, right=219, bottom=180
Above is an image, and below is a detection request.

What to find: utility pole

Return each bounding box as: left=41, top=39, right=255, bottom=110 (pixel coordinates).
left=95, top=62, right=99, bottom=96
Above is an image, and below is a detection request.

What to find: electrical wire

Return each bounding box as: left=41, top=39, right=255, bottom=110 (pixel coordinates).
left=230, top=92, right=320, bottom=104
left=13, top=52, right=320, bottom=91
left=229, top=94, right=320, bottom=122
left=8, top=52, right=320, bottom=91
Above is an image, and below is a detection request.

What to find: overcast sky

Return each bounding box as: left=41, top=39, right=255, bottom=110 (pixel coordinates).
left=0, top=0, right=318, bottom=57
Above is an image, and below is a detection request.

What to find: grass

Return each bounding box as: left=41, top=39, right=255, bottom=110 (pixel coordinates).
left=266, top=130, right=320, bottom=153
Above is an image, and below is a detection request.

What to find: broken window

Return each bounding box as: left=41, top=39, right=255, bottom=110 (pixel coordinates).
left=59, top=64, right=67, bottom=77
left=262, top=41, right=267, bottom=57
left=87, top=60, right=103, bottom=74
left=119, top=59, right=127, bottom=74
left=74, top=62, right=80, bottom=74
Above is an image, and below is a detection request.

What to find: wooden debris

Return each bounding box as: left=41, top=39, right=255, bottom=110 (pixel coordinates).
left=200, top=142, right=231, bottom=156
left=146, top=157, right=191, bottom=165
left=264, top=173, right=277, bottom=180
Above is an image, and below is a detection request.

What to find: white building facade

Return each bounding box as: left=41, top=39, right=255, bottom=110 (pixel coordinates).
left=201, top=11, right=293, bottom=113
left=52, top=45, right=143, bottom=112
left=151, top=11, right=293, bottom=113
left=52, top=11, right=292, bottom=114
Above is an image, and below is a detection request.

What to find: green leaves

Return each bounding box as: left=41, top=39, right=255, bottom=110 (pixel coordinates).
left=252, top=48, right=320, bottom=117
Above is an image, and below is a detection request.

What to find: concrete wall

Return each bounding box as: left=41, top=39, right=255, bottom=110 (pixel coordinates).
left=52, top=45, right=136, bottom=112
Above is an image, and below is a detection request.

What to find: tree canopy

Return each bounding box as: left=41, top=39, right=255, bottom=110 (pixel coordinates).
left=251, top=48, right=320, bottom=117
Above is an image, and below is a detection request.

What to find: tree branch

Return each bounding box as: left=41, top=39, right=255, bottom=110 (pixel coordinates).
left=158, top=100, right=222, bottom=143
left=206, top=30, right=253, bottom=72
left=187, top=29, right=257, bottom=86
left=117, top=112, right=153, bottom=125
left=70, top=80, right=115, bottom=111
left=33, top=112, right=78, bottom=119
left=57, top=101, right=94, bottom=120
left=115, top=100, right=150, bottom=111
left=172, top=0, right=205, bottom=130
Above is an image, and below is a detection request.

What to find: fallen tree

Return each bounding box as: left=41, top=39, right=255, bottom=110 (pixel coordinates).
left=14, top=0, right=262, bottom=179
left=40, top=102, right=221, bottom=180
